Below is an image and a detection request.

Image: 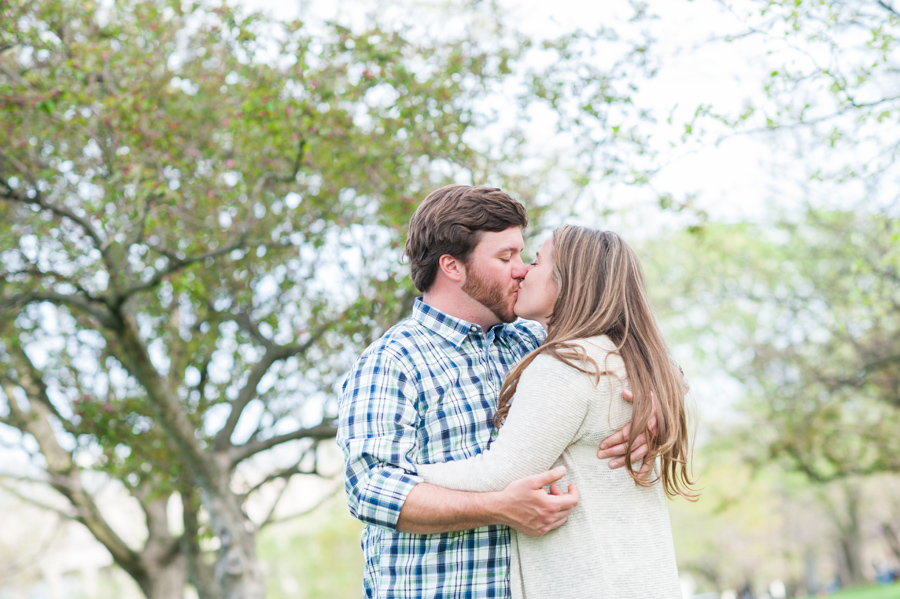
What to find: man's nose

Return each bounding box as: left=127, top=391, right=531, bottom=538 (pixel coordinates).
left=512, top=261, right=529, bottom=279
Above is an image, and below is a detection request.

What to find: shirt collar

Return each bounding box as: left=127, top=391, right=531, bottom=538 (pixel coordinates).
left=412, top=297, right=509, bottom=349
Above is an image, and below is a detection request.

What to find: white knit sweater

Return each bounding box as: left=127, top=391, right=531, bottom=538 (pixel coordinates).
left=417, top=335, right=682, bottom=599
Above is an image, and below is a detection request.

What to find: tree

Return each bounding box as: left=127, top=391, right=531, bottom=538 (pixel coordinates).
left=703, top=0, right=900, bottom=192
left=0, top=1, right=659, bottom=597
left=645, top=207, right=900, bottom=586
left=0, top=1, right=509, bottom=597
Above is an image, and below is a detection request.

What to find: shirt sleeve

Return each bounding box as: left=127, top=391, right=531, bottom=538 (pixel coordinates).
left=417, top=354, right=592, bottom=492
left=337, top=346, right=423, bottom=530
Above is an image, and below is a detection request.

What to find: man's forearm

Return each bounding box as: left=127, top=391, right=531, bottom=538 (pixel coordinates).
left=395, top=468, right=578, bottom=537
left=395, top=482, right=499, bottom=534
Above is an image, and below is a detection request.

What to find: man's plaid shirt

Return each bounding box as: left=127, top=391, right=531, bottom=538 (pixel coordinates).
left=338, top=298, right=545, bottom=599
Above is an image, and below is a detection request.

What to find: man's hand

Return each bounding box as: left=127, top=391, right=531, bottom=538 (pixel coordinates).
left=491, top=467, right=579, bottom=537
left=597, top=389, right=658, bottom=478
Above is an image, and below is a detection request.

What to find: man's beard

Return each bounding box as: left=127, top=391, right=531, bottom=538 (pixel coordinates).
left=462, top=262, right=517, bottom=324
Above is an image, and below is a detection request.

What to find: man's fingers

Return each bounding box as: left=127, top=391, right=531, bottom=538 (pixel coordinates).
left=526, top=466, right=566, bottom=488
left=637, top=459, right=653, bottom=479
left=629, top=432, right=647, bottom=450
left=629, top=443, right=649, bottom=463
left=549, top=484, right=579, bottom=515
left=608, top=433, right=648, bottom=468
left=548, top=483, right=563, bottom=496
left=598, top=422, right=631, bottom=451
left=621, top=390, right=659, bottom=436
left=598, top=440, right=628, bottom=460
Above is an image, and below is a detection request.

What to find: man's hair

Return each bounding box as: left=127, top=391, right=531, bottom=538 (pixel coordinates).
left=404, top=185, right=528, bottom=292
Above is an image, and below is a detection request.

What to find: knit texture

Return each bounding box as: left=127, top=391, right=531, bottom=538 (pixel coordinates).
left=417, top=335, right=682, bottom=599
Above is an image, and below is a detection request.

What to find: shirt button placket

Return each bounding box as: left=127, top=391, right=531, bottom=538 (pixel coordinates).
left=484, top=331, right=499, bottom=401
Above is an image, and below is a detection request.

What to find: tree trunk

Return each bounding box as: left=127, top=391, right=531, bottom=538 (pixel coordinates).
left=136, top=553, right=188, bottom=599
left=115, top=311, right=265, bottom=598
left=833, top=483, right=866, bottom=587
left=182, top=490, right=224, bottom=599
left=804, top=549, right=818, bottom=595
left=882, top=522, right=900, bottom=563
left=205, top=484, right=265, bottom=599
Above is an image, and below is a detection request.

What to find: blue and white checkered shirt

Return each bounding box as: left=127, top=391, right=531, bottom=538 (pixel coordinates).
left=338, top=298, right=545, bottom=599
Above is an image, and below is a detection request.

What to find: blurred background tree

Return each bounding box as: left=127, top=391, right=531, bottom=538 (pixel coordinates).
left=699, top=0, right=900, bottom=202
left=645, top=207, right=900, bottom=592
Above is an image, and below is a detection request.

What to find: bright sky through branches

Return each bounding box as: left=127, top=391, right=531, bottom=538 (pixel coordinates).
left=245, top=0, right=790, bottom=225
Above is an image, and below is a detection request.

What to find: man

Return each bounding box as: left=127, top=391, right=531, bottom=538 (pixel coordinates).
left=338, top=185, right=651, bottom=598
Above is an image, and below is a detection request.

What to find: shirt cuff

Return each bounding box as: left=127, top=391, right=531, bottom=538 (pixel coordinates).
left=356, top=467, right=423, bottom=530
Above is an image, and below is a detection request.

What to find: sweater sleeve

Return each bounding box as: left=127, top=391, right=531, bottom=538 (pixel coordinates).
left=417, top=353, right=594, bottom=492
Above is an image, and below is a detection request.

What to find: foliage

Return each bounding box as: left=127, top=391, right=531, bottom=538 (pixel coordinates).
left=698, top=0, right=900, bottom=192
left=257, top=498, right=364, bottom=599
left=640, top=207, right=900, bottom=590
left=0, top=0, right=661, bottom=596
left=649, top=209, right=900, bottom=481
left=0, top=0, right=519, bottom=596
left=667, top=442, right=821, bottom=593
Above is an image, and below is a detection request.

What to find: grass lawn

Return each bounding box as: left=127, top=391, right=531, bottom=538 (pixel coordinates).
left=827, top=582, right=900, bottom=599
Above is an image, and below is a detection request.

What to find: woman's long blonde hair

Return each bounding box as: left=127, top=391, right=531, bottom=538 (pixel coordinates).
left=494, top=225, right=696, bottom=498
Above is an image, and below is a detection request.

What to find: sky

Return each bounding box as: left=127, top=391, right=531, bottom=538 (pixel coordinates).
left=245, top=0, right=786, bottom=228
left=236, top=0, right=795, bottom=425
left=0, top=0, right=838, bottom=465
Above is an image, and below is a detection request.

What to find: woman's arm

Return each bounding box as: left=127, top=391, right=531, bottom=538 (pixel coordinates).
left=417, top=354, right=595, bottom=492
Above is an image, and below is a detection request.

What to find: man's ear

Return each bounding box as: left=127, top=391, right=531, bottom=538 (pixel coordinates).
left=438, top=254, right=466, bottom=284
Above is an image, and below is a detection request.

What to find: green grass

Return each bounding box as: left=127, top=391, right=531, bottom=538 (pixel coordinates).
left=827, top=582, right=900, bottom=599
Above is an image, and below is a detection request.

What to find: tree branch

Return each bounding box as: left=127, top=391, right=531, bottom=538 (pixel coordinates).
left=228, top=422, right=336, bottom=466
left=1, top=265, right=101, bottom=303
left=126, top=191, right=160, bottom=247
left=0, top=152, right=106, bottom=249
left=4, top=345, right=80, bottom=437
left=0, top=43, right=22, bottom=56
left=249, top=139, right=306, bottom=201
left=0, top=290, right=118, bottom=329
left=877, top=1, right=899, bottom=18
left=241, top=445, right=318, bottom=498
left=259, top=481, right=342, bottom=530
left=114, top=310, right=218, bottom=495
left=213, top=318, right=335, bottom=451
left=0, top=479, right=78, bottom=520
left=257, top=478, right=291, bottom=528
left=0, top=60, right=36, bottom=91
left=0, top=373, right=144, bottom=578
left=121, top=233, right=248, bottom=301
left=849, top=93, right=900, bottom=110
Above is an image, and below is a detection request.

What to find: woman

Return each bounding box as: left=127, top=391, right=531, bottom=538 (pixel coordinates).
left=417, top=225, right=694, bottom=599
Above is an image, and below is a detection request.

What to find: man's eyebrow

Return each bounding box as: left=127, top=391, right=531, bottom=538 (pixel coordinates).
left=495, top=246, right=522, bottom=255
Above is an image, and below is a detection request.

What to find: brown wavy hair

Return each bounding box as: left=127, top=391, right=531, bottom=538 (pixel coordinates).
left=404, top=185, right=528, bottom=292
left=493, top=225, right=696, bottom=499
